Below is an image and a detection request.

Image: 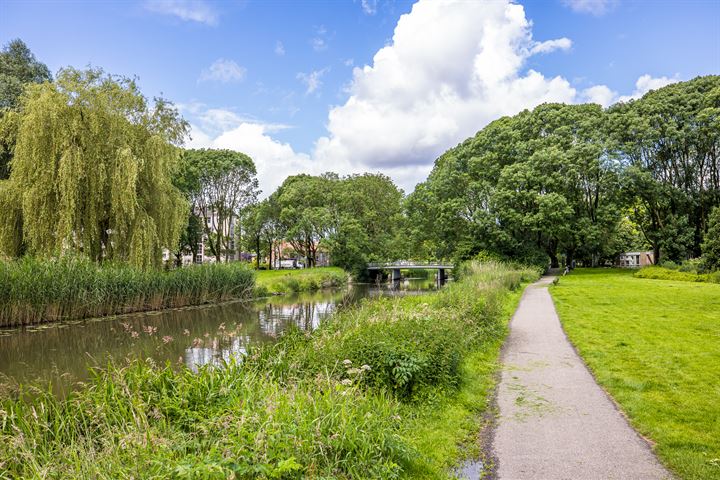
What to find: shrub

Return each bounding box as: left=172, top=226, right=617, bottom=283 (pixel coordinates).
left=634, top=266, right=720, bottom=284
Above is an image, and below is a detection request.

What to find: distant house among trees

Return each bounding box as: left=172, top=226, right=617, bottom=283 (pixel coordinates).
left=616, top=251, right=654, bottom=268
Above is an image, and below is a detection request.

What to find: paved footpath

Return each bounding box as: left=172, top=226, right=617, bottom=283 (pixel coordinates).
left=492, top=276, right=672, bottom=480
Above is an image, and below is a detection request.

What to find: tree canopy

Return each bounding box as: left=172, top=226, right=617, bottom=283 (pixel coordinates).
left=178, top=148, right=259, bottom=263
left=407, top=75, right=720, bottom=268
left=0, top=68, right=189, bottom=268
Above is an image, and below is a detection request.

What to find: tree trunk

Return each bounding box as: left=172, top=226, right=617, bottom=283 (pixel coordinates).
left=256, top=235, right=261, bottom=269
left=653, top=243, right=660, bottom=265
left=267, top=240, right=273, bottom=270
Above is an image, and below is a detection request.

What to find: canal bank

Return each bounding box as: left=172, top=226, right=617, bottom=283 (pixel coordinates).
left=0, top=261, right=539, bottom=479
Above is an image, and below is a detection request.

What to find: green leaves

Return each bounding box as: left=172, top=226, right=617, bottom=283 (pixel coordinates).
left=0, top=68, right=189, bottom=268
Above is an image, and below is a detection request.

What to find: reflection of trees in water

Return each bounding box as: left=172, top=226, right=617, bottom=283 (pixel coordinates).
left=0, top=283, right=439, bottom=395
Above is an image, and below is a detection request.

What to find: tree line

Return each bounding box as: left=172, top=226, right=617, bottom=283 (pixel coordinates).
left=406, top=76, right=720, bottom=269
left=1, top=39, right=718, bottom=273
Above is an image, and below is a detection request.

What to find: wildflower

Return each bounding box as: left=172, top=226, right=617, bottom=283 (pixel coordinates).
left=131, top=331, right=139, bottom=339
left=360, top=364, right=372, bottom=371
left=342, top=359, right=352, bottom=367
left=341, top=379, right=353, bottom=386
left=162, top=335, right=173, bottom=344
left=183, top=329, right=190, bottom=336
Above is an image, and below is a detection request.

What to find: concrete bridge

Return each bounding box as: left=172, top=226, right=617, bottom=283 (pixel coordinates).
left=367, top=261, right=454, bottom=284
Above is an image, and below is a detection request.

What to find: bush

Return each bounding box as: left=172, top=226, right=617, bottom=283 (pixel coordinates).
left=300, top=261, right=539, bottom=400
left=634, top=266, right=720, bottom=284
left=0, top=257, right=255, bottom=327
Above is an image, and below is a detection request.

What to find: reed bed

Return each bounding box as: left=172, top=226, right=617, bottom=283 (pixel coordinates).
left=0, top=257, right=255, bottom=327
left=0, top=261, right=539, bottom=478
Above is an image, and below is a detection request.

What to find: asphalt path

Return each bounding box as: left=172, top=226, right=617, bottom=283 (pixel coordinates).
left=491, top=276, right=672, bottom=480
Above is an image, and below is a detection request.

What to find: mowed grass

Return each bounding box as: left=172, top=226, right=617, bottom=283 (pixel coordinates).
left=255, top=267, right=347, bottom=294
left=550, top=268, right=720, bottom=480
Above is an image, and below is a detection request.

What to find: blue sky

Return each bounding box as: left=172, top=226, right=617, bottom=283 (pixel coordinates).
left=2, top=0, right=719, bottom=194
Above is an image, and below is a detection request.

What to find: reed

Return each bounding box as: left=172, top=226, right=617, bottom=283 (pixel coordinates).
left=0, top=257, right=255, bottom=327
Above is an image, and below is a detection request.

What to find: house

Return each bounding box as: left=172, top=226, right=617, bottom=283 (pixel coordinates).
left=616, top=251, right=654, bottom=268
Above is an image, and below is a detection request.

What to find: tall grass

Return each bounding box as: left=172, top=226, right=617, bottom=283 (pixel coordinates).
left=0, top=257, right=255, bottom=327
left=0, top=261, right=539, bottom=478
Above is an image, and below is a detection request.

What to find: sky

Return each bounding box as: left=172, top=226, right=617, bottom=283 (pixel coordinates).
left=2, top=0, right=719, bottom=195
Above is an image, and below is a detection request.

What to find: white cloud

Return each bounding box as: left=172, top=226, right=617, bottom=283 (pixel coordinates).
left=313, top=0, right=578, bottom=182
left=187, top=120, right=330, bottom=196
left=297, top=68, right=330, bottom=95
left=361, top=0, right=378, bottom=15
left=619, top=74, right=678, bottom=101
left=144, top=0, right=218, bottom=25
left=531, top=37, right=572, bottom=55
left=582, top=84, right=617, bottom=107
left=199, top=59, right=246, bottom=83
left=275, top=41, right=285, bottom=56
left=561, top=0, right=617, bottom=16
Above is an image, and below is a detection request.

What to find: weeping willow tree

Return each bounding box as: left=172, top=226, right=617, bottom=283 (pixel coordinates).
left=0, top=68, right=189, bottom=268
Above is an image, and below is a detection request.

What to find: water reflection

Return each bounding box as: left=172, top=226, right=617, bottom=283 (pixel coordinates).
left=0, top=278, right=438, bottom=395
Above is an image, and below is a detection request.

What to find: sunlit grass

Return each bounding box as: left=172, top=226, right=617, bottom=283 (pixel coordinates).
left=255, top=266, right=347, bottom=295
left=551, top=268, right=720, bottom=480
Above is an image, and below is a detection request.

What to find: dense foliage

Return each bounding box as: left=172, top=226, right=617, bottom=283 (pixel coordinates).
left=246, top=172, right=406, bottom=275
left=407, top=76, right=720, bottom=268
left=0, top=262, right=538, bottom=478
left=0, top=256, right=254, bottom=327
left=0, top=68, right=189, bottom=268
left=0, top=39, right=52, bottom=179
left=178, top=149, right=259, bottom=263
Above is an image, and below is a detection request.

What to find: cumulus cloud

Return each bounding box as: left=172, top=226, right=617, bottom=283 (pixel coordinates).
left=144, top=0, right=218, bottom=25
left=617, top=74, right=678, bottom=101
left=313, top=0, right=577, bottom=181
left=582, top=84, right=617, bottom=107
left=199, top=59, right=246, bottom=83
left=582, top=74, right=678, bottom=106
left=188, top=119, right=335, bottom=195
left=297, top=68, right=330, bottom=95
left=561, top=0, right=618, bottom=16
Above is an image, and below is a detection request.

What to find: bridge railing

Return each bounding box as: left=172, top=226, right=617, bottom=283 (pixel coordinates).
left=367, top=261, right=454, bottom=268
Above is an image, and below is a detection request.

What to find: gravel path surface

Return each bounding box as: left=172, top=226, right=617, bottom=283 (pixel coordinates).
left=491, top=276, right=672, bottom=480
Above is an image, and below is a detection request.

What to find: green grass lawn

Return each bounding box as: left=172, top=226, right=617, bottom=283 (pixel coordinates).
left=550, top=268, right=720, bottom=480
left=255, top=267, right=347, bottom=294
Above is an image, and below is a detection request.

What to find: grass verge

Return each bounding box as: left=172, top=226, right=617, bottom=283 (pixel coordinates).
left=550, top=268, right=720, bottom=480
left=0, top=257, right=255, bottom=327
left=0, top=261, right=539, bottom=479
left=255, top=267, right=347, bottom=295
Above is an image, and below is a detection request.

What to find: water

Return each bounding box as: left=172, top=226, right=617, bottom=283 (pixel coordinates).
left=0, top=278, right=438, bottom=396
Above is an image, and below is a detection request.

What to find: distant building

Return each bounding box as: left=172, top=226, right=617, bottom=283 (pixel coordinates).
left=616, top=251, right=654, bottom=268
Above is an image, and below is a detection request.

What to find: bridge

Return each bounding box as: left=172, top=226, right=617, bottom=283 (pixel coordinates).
left=367, top=261, right=455, bottom=284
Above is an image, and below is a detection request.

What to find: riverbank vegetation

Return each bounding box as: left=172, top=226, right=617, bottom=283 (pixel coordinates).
left=551, top=269, right=720, bottom=480
left=0, top=261, right=539, bottom=478
left=255, top=267, right=347, bottom=295
left=0, top=257, right=254, bottom=327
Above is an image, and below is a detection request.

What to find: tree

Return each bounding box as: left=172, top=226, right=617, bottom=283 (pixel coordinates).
left=0, top=68, right=188, bottom=268
left=242, top=195, right=284, bottom=269
left=701, top=207, right=720, bottom=272
left=180, top=149, right=259, bottom=263
left=275, top=174, right=337, bottom=268
left=611, top=75, right=720, bottom=262
left=0, top=39, right=52, bottom=179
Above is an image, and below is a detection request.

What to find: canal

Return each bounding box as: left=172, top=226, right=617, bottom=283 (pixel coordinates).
left=0, top=278, right=438, bottom=396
